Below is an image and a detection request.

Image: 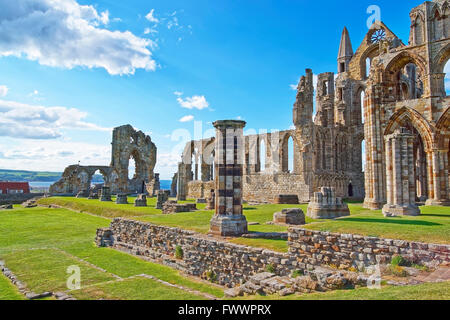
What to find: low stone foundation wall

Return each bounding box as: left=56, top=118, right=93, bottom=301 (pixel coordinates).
left=96, top=219, right=450, bottom=288
left=187, top=181, right=214, bottom=200
left=288, top=228, right=450, bottom=270
left=0, top=193, right=44, bottom=205
left=97, top=218, right=296, bottom=288
left=243, top=174, right=311, bottom=203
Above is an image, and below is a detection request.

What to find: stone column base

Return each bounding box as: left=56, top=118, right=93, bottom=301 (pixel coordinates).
left=382, top=204, right=421, bottom=217
left=209, top=215, right=248, bottom=237
left=363, top=199, right=385, bottom=210
left=425, top=199, right=450, bottom=206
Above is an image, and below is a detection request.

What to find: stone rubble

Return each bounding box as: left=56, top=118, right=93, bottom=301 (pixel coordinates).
left=273, top=208, right=306, bottom=225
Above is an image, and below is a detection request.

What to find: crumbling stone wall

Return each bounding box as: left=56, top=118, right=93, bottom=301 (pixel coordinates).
left=288, top=228, right=450, bottom=270
left=51, top=125, right=157, bottom=195
left=96, top=218, right=450, bottom=287
left=175, top=1, right=449, bottom=209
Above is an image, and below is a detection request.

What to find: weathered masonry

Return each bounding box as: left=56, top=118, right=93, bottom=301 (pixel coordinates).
left=96, top=218, right=450, bottom=288
left=51, top=125, right=158, bottom=195
left=175, top=0, right=450, bottom=212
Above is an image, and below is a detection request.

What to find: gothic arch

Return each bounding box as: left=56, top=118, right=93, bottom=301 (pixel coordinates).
left=433, top=43, right=450, bottom=73
left=384, top=107, right=434, bottom=152
left=384, top=51, right=428, bottom=78
left=281, top=132, right=295, bottom=173
left=436, top=107, right=450, bottom=149
left=359, top=44, right=380, bottom=79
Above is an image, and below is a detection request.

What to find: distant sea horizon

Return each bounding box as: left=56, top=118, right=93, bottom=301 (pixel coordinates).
left=29, top=180, right=173, bottom=190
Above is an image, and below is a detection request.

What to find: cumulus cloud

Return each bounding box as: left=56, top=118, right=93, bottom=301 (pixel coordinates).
left=145, top=9, right=159, bottom=23
left=179, top=115, right=194, bottom=123
left=177, top=95, right=209, bottom=110
left=144, top=27, right=157, bottom=35
left=0, top=139, right=111, bottom=172
left=0, top=0, right=156, bottom=75
left=0, top=99, right=111, bottom=139
left=0, top=85, right=8, bottom=97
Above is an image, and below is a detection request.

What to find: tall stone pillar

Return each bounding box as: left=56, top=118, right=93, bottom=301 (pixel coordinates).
left=425, top=149, right=450, bottom=206
left=363, top=87, right=386, bottom=210
left=382, top=128, right=420, bottom=217
left=209, top=120, right=248, bottom=237
left=177, top=162, right=188, bottom=201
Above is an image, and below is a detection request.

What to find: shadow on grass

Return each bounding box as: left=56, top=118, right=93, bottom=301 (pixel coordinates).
left=340, top=217, right=442, bottom=226
left=243, top=231, right=287, bottom=241
left=243, top=207, right=258, bottom=211
left=420, top=214, right=450, bottom=218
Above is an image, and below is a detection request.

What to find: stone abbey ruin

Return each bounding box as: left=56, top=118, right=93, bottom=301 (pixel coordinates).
left=3, top=0, right=450, bottom=300
left=175, top=0, right=450, bottom=217
left=51, top=0, right=450, bottom=219
left=50, top=125, right=157, bottom=195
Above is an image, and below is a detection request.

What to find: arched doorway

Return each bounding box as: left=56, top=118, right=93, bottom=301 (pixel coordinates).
left=348, top=183, right=354, bottom=197
left=384, top=108, right=433, bottom=210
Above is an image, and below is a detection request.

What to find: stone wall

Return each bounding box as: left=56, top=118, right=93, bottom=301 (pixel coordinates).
left=243, top=174, right=311, bottom=203
left=96, top=218, right=450, bottom=288
left=97, top=218, right=296, bottom=288
left=288, top=228, right=450, bottom=270
left=0, top=193, right=44, bottom=205
left=186, top=181, right=214, bottom=200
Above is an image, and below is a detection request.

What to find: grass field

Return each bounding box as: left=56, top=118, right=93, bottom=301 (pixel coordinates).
left=0, top=273, right=25, bottom=300
left=39, top=197, right=450, bottom=248
left=304, top=205, right=450, bottom=244
left=1, top=202, right=449, bottom=300
left=0, top=207, right=223, bottom=300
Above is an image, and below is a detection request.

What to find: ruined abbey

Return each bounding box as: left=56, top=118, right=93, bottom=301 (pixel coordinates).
left=50, top=125, right=157, bottom=195
left=175, top=0, right=450, bottom=215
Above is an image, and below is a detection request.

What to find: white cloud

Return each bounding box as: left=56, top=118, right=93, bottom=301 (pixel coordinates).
left=0, top=139, right=111, bottom=172
left=0, top=0, right=156, bottom=75
left=145, top=9, right=159, bottom=23
left=144, top=27, right=157, bottom=35
left=168, top=16, right=179, bottom=30
left=173, top=91, right=183, bottom=96
left=179, top=115, right=194, bottom=123
left=0, top=99, right=111, bottom=139
left=154, top=151, right=181, bottom=179
left=0, top=85, right=8, bottom=97
left=177, top=95, right=209, bottom=110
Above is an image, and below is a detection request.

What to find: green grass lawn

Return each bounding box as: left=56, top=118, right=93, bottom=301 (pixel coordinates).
left=0, top=273, right=25, bottom=300
left=1, top=202, right=449, bottom=300
left=235, top=281, right=450, bottom=300
left=0, top=207, right=223, bottom=300
left=37, top=197, right=450, bottom=250
left=304, top=205, right=450, bottom=244
left=70, top=277, right=207, bottom=300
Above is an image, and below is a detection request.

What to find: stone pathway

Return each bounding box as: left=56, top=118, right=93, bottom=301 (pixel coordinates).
left=414, top=266, right=450, bottom=283
left=2, top=247, right=218, bottom=300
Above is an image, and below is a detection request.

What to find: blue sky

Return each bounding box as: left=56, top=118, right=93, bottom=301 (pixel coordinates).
left=0, top=0, right=446, bottom=179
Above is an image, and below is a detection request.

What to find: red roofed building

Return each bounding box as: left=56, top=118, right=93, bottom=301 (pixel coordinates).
left=0, top=182, right=30, bottom=195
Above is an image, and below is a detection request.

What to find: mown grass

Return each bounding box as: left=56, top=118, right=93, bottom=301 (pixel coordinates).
left=37, top=197, right=450, bottom=250
left=236, top=281, right=450, bottom=300
left=70, top=277, right=207, bottom=300
left=2, top=249, right=115, bottom=293
left=0, top=273, right=25, bottom=300
left=0, top=207, right=223, bottom=299
left=304, top=205, right=450, bottom=244
left=38, top=196, right=163, bottom=218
